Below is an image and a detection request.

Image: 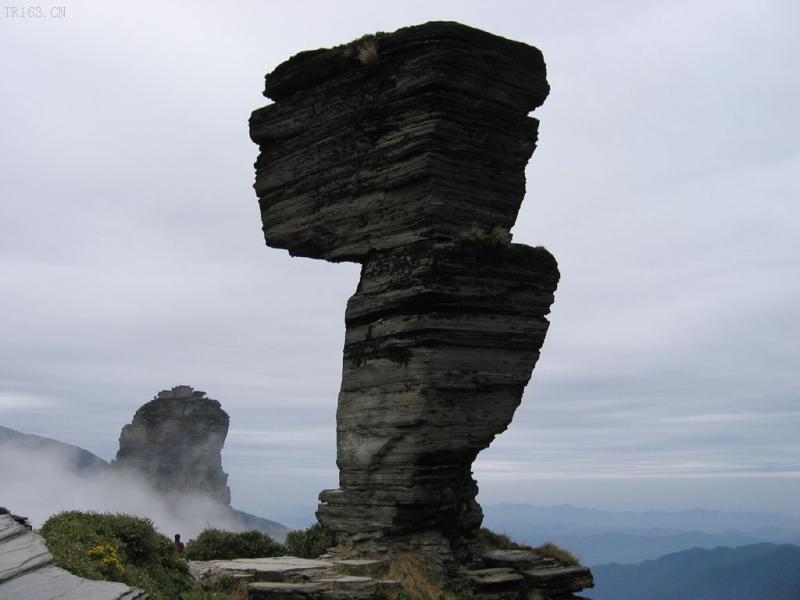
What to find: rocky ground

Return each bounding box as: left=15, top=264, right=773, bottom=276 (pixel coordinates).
left=190, top=548, right=593, bottom=599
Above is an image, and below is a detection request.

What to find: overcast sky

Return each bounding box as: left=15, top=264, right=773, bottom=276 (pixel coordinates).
left=1, top=0, right=798, bottom=520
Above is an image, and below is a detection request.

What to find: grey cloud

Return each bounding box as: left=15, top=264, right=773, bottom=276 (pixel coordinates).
left=1, top=0, right=798, bottom=517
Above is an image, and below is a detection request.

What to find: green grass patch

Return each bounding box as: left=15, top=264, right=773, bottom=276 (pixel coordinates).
left=39, top=510, right=203, bottom=600
left=284, top=523, right=335, bottom=558
left=183, top=528, right=285, bottom=561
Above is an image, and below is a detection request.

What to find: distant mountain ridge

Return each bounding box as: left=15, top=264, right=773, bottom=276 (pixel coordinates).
left=483, top=503, right=800, bottom=566
left=0, top=424, right=109, bottom=473
left=589, top=543, right=800, bottom=600
left=521, top=530, right=781, bottom=566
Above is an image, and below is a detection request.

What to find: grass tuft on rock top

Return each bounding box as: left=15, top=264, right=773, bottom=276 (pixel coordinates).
left=531, top=541, right=580, bottom=566
left=356, top=38, right=380, bottom=64
left=386, top=552, right=477, bottom=600
left=477, top=527, right=581, bottom=566
left=388, top=553, right=451, bottom=600
left=183, top=528, right=285, bottom=561
left=456, top=225, right=512, bottom=248
left=284, top=523, right=336, bottom=558
left=39, top=510, right=200, bottom=600
left=476, top=527, right=522, bottom=551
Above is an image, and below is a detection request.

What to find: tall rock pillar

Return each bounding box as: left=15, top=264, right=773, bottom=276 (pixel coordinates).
left=113, top=385, right=231, bottom=505
left=250, top=21, right=559, bottom=560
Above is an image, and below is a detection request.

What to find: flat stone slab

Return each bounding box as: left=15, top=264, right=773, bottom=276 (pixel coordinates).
left=0, top=515, right=146, bottom=599
left=0, top=564, right=147, bottom=600
left=482, top=548, right=556, bottom=571
left=189, top=555, right=405, bottom=599
left=465, top=566, right=525, bottom=590
left=190, top=552, right=592, bottom=599
left=0, top=516, right=25, bottom=542
left=524, top=565, right=595, bottom=596
left=250, top=582, right=328, bottom=591
left=524, top=565, right=592, bottom=583
left=0, top=520, right=53, bottom=582
left=330, top=558, right=386, bottom=576
left=190, top=556, right=337, bottom=584
left=248, top=577, right=400, bottom=600
left=248, top=581, right=327, bottom=599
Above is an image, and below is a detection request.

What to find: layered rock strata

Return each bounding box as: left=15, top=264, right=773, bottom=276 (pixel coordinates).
left=250, top=21, right=548, bottom=263
left=250, top=21, right=560, bottom=560
left=113, top=385, right=231, bottom=504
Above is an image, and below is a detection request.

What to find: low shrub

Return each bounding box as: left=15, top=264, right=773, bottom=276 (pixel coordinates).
left=39, top=511, right=198, bottom=600
left=284, top=523, right=335, bottom=558
left=183, top=528, right=285, bottom=561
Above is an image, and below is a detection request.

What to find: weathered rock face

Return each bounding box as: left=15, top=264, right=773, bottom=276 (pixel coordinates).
left=250, top=21, right=559, bottom=560
left=320, top=244, right=558, bottom=558
left=250, top=21, right=548, bottom=263
left=114, top=385, right=231, bottom=505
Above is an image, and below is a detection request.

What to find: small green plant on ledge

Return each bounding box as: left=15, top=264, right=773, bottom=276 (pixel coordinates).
left=456, top=225, right=512, bottom=248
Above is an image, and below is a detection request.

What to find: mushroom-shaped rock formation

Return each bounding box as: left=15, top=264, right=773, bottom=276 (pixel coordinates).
left=113, top=385, right=231, bottom=505
left=250, top=21, right=559, bottom=560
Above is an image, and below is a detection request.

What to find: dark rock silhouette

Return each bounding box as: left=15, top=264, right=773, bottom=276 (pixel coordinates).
left=113, top=386, right=291, bottom=540
left=3, top=407, right=290, bottom=541
left=250, top=21, right=560, bottom=562
left=114, top=385, right=231, bottom=505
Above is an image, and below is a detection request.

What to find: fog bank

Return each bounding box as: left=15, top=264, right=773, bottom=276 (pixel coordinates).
left=2, top=439, right=251, bottom=540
